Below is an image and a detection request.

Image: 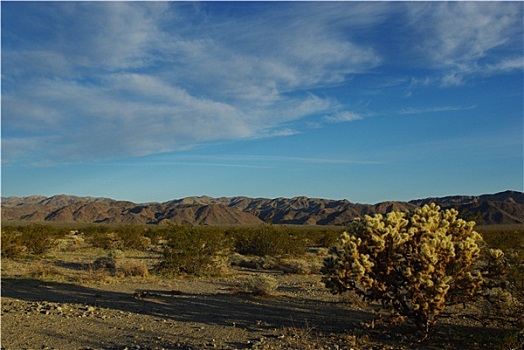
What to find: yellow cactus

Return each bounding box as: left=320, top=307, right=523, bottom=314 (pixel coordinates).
left=321, top=204, right=485, bottom=335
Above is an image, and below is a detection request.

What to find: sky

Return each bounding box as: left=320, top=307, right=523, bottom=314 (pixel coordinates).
left=1, top=1, right=523, bottom=204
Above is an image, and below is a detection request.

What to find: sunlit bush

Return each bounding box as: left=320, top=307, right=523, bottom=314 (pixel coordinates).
left=157, top=226, right=231, bottom=275
left=241, top=274, right=279, bottom=296
left=322, top=204, right=489, bottom=335
left=115, top=225, right=150, bottom=250
left=232, top=225, right=306, bottom=257
left=1, top=228, right=26, bottom=258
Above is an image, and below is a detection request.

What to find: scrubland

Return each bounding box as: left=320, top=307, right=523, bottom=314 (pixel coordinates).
left=1, top=220, right=523, bottom=350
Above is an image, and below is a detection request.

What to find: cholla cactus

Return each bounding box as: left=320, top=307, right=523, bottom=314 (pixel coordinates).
left=322, top=204, right=484, bottom=334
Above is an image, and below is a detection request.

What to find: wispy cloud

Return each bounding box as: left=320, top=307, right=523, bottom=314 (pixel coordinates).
left=2, top=2, right=522, bottom=165
left=2, top=2, right=385, bottom=163
left=323, top=111, right=363, bottom=123
left=398, top=105, right=477, bottom=115
left=405, top=2, right=523, bottom=86
left=154, top=154, right=382, bottom=167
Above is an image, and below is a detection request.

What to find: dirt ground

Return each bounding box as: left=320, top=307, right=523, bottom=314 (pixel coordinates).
left=2, top=268, right=516, bottom=350
left=1, top=232, right=520, bottom=350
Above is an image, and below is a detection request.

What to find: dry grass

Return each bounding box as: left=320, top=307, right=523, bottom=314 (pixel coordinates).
left=241, top=274, right=279, bottom=296
left=26, top=261, right=64, bottom=280
left=115, top=258, right=149, bottom=277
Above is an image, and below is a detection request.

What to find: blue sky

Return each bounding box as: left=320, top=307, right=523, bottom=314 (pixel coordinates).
left=2, top=1, right=523, bottom=204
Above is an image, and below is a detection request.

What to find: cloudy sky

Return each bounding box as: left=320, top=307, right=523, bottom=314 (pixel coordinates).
left=2, top=1, right=523, bottom=203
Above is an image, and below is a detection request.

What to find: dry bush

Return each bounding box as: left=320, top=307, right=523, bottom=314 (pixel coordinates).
left=54, top=233, right=86, bottom=252
left=1, top=229, right=26, bottom=258
left=88, top=232, right=116, bottom=250
left=115, top=225, right=151, bottom=251
left=232, top=225, right=307, bottom=257
left=2, top=225, right=67, bottom=257
left=475, top=229, right=524, bottom=347
left=91, top=250, right=125, bottom=275
left=26, top=261, right=63, bottom=280
left=82, top=265, right=111, bottom=283
left=322, top=204, right=488, bottom=335
left=279, top=256, right=323, bottom=274
left=241, top=274, right=279, bottom=296
left=231, top=253, right=322, bottom=274
left=115, top=259, right=149, bottom=277
left=156, top=226, right=231, bottom=276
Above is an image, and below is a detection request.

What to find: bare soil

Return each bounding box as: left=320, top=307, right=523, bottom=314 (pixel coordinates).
left=0, top=247, right=516, bottom=350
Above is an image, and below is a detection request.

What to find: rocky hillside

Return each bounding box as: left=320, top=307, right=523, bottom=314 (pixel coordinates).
left=2, top=191, right=523, bottom=226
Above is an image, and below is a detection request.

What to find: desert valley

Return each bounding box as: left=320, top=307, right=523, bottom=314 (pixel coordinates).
left=2, top=191, right=523, bottom=350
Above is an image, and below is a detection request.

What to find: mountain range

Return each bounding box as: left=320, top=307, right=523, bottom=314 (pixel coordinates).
left=2, top=190, right=524, bottom=226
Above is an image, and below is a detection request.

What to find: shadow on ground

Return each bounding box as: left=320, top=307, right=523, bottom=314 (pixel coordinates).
left=1, top=277, right=369, bottom=333
left=2, top=278, right=513, bottom=349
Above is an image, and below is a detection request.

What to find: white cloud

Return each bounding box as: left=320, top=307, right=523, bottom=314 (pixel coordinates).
left=2, top=2, right=521, bottom=164
left=485, top=58, right=524, bottom=74
left=6, top=3, right=370, bottom=162
left=323, top=112, right=363, bottom=123
left=408, top=2, right=521, bottom=66
left=405, top=2, right=522, bottom=86
left=398, top=105, right=477, bottom=115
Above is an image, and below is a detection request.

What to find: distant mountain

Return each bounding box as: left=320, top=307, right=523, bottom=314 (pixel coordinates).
left=2, top=191, right=523, bottom=226
left=409, top=190, right=524, bottom=225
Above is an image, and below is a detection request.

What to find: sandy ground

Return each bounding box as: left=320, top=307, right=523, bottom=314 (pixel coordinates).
left=1, top=267, right=514, bottom=350
left=1, top=231, right=520, bottom=350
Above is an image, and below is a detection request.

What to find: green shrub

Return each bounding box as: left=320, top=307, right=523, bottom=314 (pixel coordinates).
left=82, top=225, right=112, bottom=236
left=144, top=226, right=167, bottom=245
left=157, top=226, right=231, bottom=275
left=477, top=228, right=524, bottom=336
left=1, top=228, right=26, bottom=258
left=480, top=228, right=524, bottom=252
left=2, top=224, right=68, bottom=257
left=313, top=229, right=341, bottom=248
left=88, top=232, right=115, bottom=249
left=233, top=225, right=306, bottom=257
left=20, top=224, right=62, bottom=255
left=81, top=225, right=114, bottom=249
left=115, top=225, right=150, bottom=250
left=322, top=204, right=487, bottom=335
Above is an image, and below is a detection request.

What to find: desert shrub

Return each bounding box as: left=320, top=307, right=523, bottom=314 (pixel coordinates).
left=55, top=232, right=86, bottom=252
left=82, top=224, right=112, bottom=235
left=1, top=228, right=26, bottom=258
left=241, top=274, right=279, bottom=296
left=313, top=229, right=341, bottom=248
left=231, top=253, right=320, bottom=274
left=115, top=225, right=150, bottom=250
left=233, top=225, right=306, bottom=257
left=27, top=260, right=63, bottom=280
left=92, top=249, right=124, bottom=274
left=2, top=224, right=68, bottom=257
left=81, top=225, right=114, bottom=249
left=481, top=228, right=524, bottom=252
left=115, top=259, right=149, bottom=277
left=322, top=204, right=488, bottom=335
left=157, top=226, right=231, bottom=275
left=19, top=224, right=62, bottom=255
left=88, top=232, right=116, bottom=249
left=476, top=229, right=524, bottom=337
left=144, top=226, right=167, bottom=245
left=92, top=256, right=116, bottom=271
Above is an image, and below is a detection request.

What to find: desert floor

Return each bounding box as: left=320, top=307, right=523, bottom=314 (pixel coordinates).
left=1, top=256, right=513, bottom=350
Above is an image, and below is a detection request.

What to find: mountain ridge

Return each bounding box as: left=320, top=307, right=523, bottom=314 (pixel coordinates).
left=2, top=190, right=523, bottom=226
